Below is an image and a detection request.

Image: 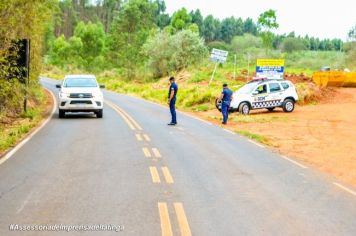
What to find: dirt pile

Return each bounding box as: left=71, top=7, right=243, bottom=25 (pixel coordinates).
left=285, top=73, right=312, bottom=83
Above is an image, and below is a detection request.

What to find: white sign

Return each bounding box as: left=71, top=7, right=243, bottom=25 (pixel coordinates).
left=210, top=48, right=228, bottom=63
left=256, top=59, right=285, bottom=80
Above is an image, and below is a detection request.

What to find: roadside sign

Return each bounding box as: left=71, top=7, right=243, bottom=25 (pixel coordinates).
left=210, top=48, right=228, bottom=63
left=256, top=59, right=285, bottom=79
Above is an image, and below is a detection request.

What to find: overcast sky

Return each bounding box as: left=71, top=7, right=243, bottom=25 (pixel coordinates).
left=164, top=0, right=356, bottom=40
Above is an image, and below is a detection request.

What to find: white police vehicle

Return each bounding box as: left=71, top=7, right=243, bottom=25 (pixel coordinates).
left=216, top=79, right=298, bottom=115
left=56, top=75, right=105, bottom=118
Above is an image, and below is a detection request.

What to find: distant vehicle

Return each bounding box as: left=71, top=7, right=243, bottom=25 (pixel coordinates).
left=321, top=66, right=331, bottom=71
left=55, top=75, right=105, bottom=118
left=216, top=79, right=299, bottom=115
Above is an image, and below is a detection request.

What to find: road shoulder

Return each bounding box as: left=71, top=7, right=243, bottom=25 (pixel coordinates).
left=0, top=88, right=55, bottom=162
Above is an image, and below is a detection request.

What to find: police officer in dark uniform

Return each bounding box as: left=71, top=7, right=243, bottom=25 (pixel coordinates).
left=168, top=77, right=178, bottom=125
left=218, top=83, right=233, bottom=125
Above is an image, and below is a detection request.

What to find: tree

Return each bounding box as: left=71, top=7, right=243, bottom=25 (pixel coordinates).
left=243, top=18, right=257, bottom=35
left=48, top=35, right=70, bottom=66
left=154, top=0, right=170, bottom=29
left=348, top=25, right=356, bottom=41
left=190, top=9, right=203, bottom=31
left=99, top=0, right=122, bottom=33
left=213, top=18, right=222, bottom=41
left=220, top=17, right=236, bottom=43
left=257, top=9, right=279, bottom=52
left=109, top=0, right=157, bottom=78
left=170, top=8, right=192, bottom=31
left=272, top=34, right=285, bottom=49
left=73, top=21, right=106, bottom=69
left=143, top=30, right=208, bottom=77
left=201, top=15, right=216, bottom=42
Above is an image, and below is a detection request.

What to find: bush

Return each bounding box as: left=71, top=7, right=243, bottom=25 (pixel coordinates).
left=206, top=41, right=231, bottom=51
left=231, top=34, right=262, bottom=52
left=143, top=30, right=208, bottom=77
left=282, top=37, right=306, bottom=53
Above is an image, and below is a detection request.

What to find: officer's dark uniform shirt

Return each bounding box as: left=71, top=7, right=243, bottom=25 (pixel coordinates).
left=222, top=88, right=233, bottom=102
left=168, top=82, right=178, bottom=99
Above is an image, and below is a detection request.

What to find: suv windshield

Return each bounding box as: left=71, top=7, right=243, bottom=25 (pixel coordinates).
left=63, top=78, right=97, bottom=87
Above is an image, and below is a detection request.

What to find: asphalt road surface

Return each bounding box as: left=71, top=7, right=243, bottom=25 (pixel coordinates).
left=0, top=77, right=355, bottom=236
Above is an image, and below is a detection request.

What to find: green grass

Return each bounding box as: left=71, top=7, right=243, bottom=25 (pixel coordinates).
left=235, top=130, right=270, bottom=145
left=0, top=109, right=41, bottom=153
left=0, top=88, right=48, bottom=155
left=42, top=48, right=351, bottom=115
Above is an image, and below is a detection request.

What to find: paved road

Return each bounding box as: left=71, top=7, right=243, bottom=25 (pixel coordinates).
left=0, top=77, right=355, bottom=236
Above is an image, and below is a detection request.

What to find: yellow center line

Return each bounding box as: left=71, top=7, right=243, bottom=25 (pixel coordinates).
left=149, top=167, right=161, bottom=183
left=136, top=134, right=143, bottom=141
left=174, top=202, right=192, bottom=236
left=114, top=104, right=143, bottom=130
left=143, top=134, right=151, bottom=142
left=161, top=167, right=174, bottom=184
left=142, top=148, right=152, bottom=158
left=158, top=202, right=173, bottom=236
left=105, top=101, right=135, bottom=130
left=152, top=148, right=162, bottom=158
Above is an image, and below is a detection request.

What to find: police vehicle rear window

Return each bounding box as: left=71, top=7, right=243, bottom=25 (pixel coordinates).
left=281, top=82, right=289, bottom=89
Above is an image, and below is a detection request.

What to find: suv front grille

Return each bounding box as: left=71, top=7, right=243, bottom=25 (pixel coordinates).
left=70, top=100, right=92, bottom=104
left=69, top=93, right=93, bottom=98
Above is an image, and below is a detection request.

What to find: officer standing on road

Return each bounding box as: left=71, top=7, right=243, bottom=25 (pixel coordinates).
left=218, top=83, right=233, bottom=125
left=168, top=76, right=178, bottom=126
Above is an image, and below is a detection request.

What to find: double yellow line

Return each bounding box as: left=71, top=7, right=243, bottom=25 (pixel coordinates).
left=149, top=166, right=174, bottom=184
left=143, top=147, right=162, bottom=158
left=106, top=99, right=191, bottom=235
left=158, top=202, right=192, bottom=236
left=105, top=100, right=142, bottom=130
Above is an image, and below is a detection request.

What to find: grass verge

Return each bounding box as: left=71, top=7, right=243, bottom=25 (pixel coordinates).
left=235, top=129, right=270, bottom=146
left=0, top=88, right=52, bottom=156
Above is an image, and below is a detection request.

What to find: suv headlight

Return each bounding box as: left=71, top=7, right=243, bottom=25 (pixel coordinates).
left=93, top=92, right=103, bottom=99
left=59, top=92, right=70, bottom=98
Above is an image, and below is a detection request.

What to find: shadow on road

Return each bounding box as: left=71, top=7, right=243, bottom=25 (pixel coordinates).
left=53, top=112, right=98, bottom=119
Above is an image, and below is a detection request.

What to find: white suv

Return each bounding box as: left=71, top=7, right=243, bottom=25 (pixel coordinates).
left=216, top=79, right=299, bottom=115
left=56, top=75, right=105, bottom=118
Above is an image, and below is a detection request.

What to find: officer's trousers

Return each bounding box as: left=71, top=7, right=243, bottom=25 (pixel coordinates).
left=170, top=98, right=177, bottom=124
left=221, top=101, right=230, bottom=124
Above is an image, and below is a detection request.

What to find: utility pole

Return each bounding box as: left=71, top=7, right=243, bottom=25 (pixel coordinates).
left=24, top=39, right=30, bottom=113
left=209, top=63, right=218, bottom=85
left=247, top=53, right=250, bottom=81
left=233, top=54, right=237, bottom=80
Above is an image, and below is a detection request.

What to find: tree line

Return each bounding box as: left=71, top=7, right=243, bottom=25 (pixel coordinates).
left=45, top=0, right=346, bottom=78
left=52, top=0, right=343, bottom=49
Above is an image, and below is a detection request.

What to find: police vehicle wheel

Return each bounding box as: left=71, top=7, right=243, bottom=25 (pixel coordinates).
left=282, top=99, right=295, bottom=112
left=267, top=107, right=275, bottom=112
left=239, top=102, right=250, bottom=115
left=215, top=98, right=222, bottom=112
left=59, top=109, right=65, bottom=118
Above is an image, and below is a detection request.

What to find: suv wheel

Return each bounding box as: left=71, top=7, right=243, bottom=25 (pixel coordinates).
left=282, top=99, right=295, bottom=112
left=239, top=102, right=250, bottom=115
left=215, top=98, right=222, bottom=112
left=59, top=109, right=65, bottom=118
left=96, top=109, right=103, bottom=118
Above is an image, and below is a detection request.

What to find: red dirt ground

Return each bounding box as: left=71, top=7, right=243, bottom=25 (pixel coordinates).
left=193, top=88, right=356, bottom=187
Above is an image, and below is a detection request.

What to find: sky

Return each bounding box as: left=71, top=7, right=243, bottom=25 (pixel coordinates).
left=164, top=0, right=356, bottom=40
